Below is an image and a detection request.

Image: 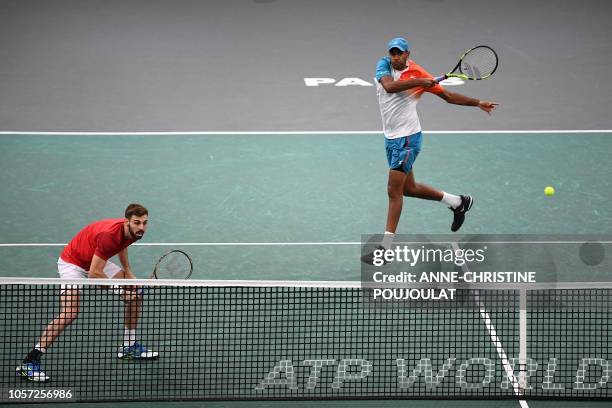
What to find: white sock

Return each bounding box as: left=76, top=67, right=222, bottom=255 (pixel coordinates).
left=35, top=344, right=46, bottom=354
left=381, top=231, right=395, bottom=249
left=124, top=328, right=136, bottom=347
left=441, top=192, right=462, bottom=209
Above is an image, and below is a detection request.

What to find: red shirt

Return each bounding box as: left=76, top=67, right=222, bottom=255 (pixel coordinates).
left=60, top=218, right=135, bottom=270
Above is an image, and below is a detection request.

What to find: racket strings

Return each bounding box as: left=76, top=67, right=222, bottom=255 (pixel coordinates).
left=461, top=47, right=498, bottom=79
left=156, top=252, right=192, bottom=279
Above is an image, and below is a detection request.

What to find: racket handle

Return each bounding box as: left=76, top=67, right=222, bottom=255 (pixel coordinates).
left=434, top=75, right=446, bottom=83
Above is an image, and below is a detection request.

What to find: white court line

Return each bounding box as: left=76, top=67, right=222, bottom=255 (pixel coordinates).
left=1, top=240, right=609, bottom=248
left=0, top=242, right=362, bottom=247
left=450, top=242, right=529, bottom=407
left=0, top=130, right=611, bottom=135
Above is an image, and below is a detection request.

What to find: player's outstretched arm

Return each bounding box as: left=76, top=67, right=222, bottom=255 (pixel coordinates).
left=380, top=76, right=436, bottom=93
left=437, top=89, right=499, bottom=115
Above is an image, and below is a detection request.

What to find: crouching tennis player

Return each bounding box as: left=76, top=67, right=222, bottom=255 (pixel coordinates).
left=16, top=204, right=158, bottom=382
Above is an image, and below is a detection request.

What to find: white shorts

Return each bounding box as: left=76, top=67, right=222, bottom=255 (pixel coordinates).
left=57, top=257, right=123, bottom=292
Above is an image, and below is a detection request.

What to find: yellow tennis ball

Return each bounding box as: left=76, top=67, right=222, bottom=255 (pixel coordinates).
left=544, top=186, right=555, bottom=196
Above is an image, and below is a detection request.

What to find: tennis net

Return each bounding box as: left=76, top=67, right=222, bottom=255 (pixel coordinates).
left=0, top=278, right=611, bottom=402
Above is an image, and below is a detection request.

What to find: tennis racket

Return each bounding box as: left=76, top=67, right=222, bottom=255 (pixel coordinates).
left=114, top=250, right=193, bottom=300
left=150, top=249, right=193, bottom=279
left=434, top=45, right=498, bottom=83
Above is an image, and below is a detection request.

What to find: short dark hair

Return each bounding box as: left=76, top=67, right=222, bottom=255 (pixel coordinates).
left=125, top=203, right=148, bottom=219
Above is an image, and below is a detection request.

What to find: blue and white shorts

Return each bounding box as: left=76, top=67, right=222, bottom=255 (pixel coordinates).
left=384, top=132, right=423, bottom=173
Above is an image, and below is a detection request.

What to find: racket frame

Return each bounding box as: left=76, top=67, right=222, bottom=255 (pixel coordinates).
left=151, top=249, right=194, bottom=279
left=435, top=45, right=498, bottom=83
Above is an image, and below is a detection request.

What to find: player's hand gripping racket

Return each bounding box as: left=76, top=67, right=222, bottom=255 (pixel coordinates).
left=150, top=249, right=193, bottom=279
left=434, top=45, right=498, bottom=83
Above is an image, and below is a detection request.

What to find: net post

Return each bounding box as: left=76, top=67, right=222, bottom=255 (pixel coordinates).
left=518, top=288, right=528, bottom=392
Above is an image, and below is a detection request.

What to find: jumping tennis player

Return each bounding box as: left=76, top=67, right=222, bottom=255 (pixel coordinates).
left=362, top=38, right=498, bottom=264
left=16, top=204, right=158, bottom=382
